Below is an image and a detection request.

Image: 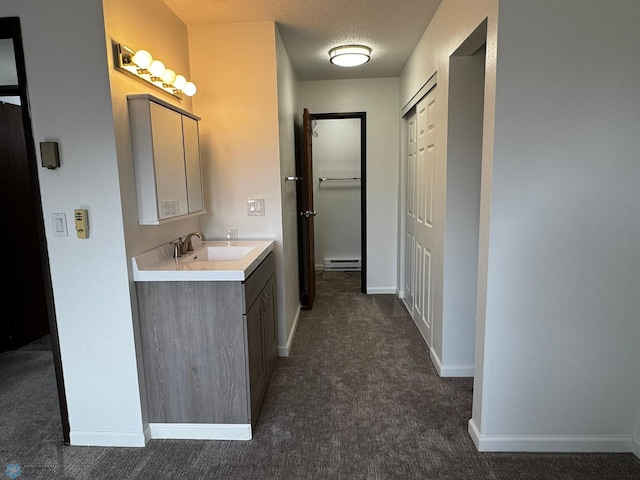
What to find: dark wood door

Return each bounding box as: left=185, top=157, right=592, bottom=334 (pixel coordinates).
left=0, top=102, right=50, bottom=351
left=297, top=108, right=316, bottom=309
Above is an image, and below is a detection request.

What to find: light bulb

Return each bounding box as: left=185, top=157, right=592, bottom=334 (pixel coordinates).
left=173, top=75, right=187, bottom=90
left=161, top=68, right=176, bottom=85
left=149, top=60, right=165, bottom=78
left=183, top=82, right=197, bottom=97
left=132, top=50, right=153, bottom=69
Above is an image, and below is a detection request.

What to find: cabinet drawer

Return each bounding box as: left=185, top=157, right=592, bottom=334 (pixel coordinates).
left=243, top=252, right=274, bottom=311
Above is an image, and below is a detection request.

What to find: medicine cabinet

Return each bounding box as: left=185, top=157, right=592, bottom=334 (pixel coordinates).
left=128, top=94, right=204, bottom=225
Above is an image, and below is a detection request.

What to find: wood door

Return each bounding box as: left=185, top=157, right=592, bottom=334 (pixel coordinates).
left=298, top=108, right=316, bottom=309
left=404, top=111, right=418, bottom=312
left=413, top=88, right=437, bottom=346
left=0, top=102, right=50, bottom=351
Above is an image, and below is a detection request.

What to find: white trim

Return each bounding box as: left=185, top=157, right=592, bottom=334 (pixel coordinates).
left=468, top=420, right=634, bottom=453
left=149, top=423, right=251, bottom=441
left=278, top=304, right=301, bottom=357
left=366, top=286, right=396, bottom=294
left=402, top=72, right=437, bottom=117
left=633, top=436, right=640, bottom=459
left=468, top=418, right=481, bottom=449
left=430, top=348, right=474, bottom=377
left=397, top=288, right=404, bottom=298
left=70, top=430, right=147, bottom=447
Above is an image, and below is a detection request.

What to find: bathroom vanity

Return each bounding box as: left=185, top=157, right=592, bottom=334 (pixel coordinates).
left=132, top=240, right=277, bottom=440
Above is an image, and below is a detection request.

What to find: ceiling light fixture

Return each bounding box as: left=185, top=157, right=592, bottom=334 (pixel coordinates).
left=112, top=41, right=196, bottom=99
left=329, top=45, right=371, bottom=67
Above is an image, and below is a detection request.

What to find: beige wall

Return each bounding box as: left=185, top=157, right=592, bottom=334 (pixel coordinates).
left=102, top=0, right=203, bottom=441
left=188, top=21, right=292, bottom=351
left=104, top=0, right=201, bottom=260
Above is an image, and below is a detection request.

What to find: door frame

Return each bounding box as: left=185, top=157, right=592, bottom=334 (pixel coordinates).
left=309, top=112, right=367, bottom=294
left=0, top=16, right=70, bottom=444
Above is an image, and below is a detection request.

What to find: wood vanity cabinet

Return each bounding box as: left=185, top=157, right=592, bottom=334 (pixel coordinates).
left=136, top=252, right=277, bottom=429
left=127, top=94, right=204, bottom=225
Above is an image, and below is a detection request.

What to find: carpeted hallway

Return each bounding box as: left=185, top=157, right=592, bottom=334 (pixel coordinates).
left=2, top=272, right=640, bottom=479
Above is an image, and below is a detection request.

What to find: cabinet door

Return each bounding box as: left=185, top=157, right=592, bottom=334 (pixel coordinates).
left=246, top=295, right=267, bottom=425
left=183, top=115, right=204, bottom=213
left=149, top=102, right=188, bottom=218
left=262, top=276, right=278, bottom=378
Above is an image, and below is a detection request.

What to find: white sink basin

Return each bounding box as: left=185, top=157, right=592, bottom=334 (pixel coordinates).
left=132, top=240, right=274, bottom=281
left=187, top=245, right=254, bottom=262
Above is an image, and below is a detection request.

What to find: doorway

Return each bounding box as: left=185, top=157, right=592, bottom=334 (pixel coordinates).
left=0, top=17, right=70, bottom=442
left=297, top=111, right=367, bottom=307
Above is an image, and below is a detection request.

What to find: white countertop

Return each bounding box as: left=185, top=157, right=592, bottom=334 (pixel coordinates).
left=132, top=240, right=275, bottom=282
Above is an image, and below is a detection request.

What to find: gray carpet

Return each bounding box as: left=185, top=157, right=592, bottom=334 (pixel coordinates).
left=2, top=272, right=640, bottom=479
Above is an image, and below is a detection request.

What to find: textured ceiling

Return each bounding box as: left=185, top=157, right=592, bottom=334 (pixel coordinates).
left=162, top=0, right=443, bottom=81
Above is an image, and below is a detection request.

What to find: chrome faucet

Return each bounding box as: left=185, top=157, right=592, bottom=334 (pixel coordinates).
left=180, top=232, right=205, bottom=255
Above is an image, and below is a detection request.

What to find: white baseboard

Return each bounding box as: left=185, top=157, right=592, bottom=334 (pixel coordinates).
left=397, top=288, right=404, bottom=299
left=469, top=419, right=635, bottom=453
left=70, top=430, right=147, bottom=447
left=633, top=436, right=640, bottom=459
left=278, top=304, right=301, bottom=357
left=468, top=418, right=481, bottom=450
left=149, top=423, right=251, bottom=441
left=429, top=348, right=474, bottom=377
left=366, top=287, right=396, bottom=294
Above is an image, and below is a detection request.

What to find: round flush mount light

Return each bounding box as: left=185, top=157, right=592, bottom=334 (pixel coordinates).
left=329, top=45, right=371, bottom=67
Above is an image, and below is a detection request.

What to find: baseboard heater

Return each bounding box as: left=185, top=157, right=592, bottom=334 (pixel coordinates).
left=323, top=258, right=361, bottom=271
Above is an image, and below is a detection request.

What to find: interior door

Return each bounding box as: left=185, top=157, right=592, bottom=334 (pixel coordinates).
left=297, top=108, right=316, bottom=309
left=413, top=87, right=437, bottom=345
left=0, top=101, right=50, bottom=350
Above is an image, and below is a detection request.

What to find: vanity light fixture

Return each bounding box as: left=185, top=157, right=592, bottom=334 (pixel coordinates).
left=329, top=45, right=371, bottom=67
left=112, top=41, right=196, bottom=99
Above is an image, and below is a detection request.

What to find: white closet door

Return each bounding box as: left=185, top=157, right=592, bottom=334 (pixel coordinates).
left=404, top=111, right=417, bottom=312
left=413, top=87, right=436, bottom=346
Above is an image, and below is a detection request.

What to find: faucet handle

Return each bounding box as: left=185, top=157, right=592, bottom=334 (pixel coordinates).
left=170, top=238, right=183, bottom=258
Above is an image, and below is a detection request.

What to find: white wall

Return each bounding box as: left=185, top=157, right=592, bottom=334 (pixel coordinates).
left=441, top=45, right=485, bottom=375
left=399, top=0, right=498, bottom=384
left=313, top=118, right=361, bottom=268
left=471, top=0, right=640, bottom=452
left=298, top=78, right=400, bottom=293
left=0, top=0, right=146, bottom=446
left=274, top=25, right=302, bottom=354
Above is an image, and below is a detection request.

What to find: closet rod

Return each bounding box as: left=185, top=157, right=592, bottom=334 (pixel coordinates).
left=318, top=177, right=361, bottom=182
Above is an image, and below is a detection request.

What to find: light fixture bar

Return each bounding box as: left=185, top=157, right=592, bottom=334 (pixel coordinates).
left=112, top=41, right=196, bottom=100
left=329, top=45, right=371, bottom=67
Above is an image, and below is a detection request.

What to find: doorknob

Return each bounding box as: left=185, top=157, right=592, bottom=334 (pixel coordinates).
left=300, top=210, right=317, bottom=218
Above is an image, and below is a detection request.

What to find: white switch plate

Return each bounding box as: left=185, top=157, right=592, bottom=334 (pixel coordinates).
left=52, top=213, right=68, bottom=237
left=248, top=198, right=265, bottom=216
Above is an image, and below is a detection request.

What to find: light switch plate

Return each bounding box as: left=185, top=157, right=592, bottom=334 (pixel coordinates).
left=52, top=212, right=68, bottom=237
left=247, top=198, right=265, bottom=216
